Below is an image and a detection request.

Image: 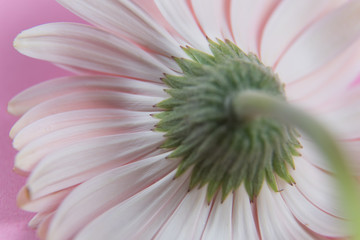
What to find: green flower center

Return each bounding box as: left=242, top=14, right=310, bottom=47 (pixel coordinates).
left=155, top=39, right=301, bottom=202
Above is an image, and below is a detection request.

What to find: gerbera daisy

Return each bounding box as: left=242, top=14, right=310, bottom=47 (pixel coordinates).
left=9, top=0, right=360, bottom=239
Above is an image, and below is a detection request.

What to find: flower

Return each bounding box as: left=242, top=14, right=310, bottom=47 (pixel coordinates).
left=9, top=0, right=360, bottom=239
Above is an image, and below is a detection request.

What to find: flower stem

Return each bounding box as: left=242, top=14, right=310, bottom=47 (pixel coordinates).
left=232, top=90, right=360, bottom=240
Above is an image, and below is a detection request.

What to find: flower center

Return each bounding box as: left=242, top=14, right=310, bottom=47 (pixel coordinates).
left=155, top=39, right=301, bottom=202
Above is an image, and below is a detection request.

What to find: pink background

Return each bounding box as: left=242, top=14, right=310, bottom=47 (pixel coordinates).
left=0, top=1, right=82, bottom=239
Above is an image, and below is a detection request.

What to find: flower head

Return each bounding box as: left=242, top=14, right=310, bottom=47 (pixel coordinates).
left=9, top=0, right=360, bottom=239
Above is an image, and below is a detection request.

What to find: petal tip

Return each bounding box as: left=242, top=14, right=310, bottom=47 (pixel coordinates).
left=9, top=124, right=18, bottom=139
left=16, top=186, right=31, bottom=209
left=13, top=34, right=21, bottom=50
left=7, top=96, right=23, bottom=116
left=13, top=31, right=28, bottom=51
left=12, top=137, right=21, bottom=150
left=13, top=165, right=30, bottom=177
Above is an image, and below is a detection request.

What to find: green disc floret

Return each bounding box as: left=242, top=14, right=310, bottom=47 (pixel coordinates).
left=154, top=39, right=301, bottom=202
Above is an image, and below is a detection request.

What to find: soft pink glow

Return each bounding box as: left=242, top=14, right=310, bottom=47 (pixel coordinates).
left=0, top=1, right=83, bottom=239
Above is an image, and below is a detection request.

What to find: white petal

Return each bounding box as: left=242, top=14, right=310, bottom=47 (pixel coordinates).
left=286, top=37, right=360, bottom=108
left=257, top=184, right=314, bottom=239
left=319, top=86, right=360, bottom=139
left=190, top=0, right=233, bottom=41
left=276, top=1, right=360, bottom=83
left=47, top=153, right=178, bottom=240
left=232, top=186, right=259, bottom=240
left=292, top=157, right=345, bottom=218
left=231, top=0, right=280, bottom=54
left=155, top=188, right=210, bottom=240
left=57, top=0, right=184, bottom=58
left=36, top=213, right=53, bottom=240
left=29, top=212, right=53, bottom=229
left=278, top=179, right=348, bottom=238
left=299, top=138, right=331, bottom=172
left=74, top=169, right=190, bottom=240
left=13, top=109, right=153, bottom=149
left=155, top=0, right=209, bottom=52
left=15, top=116, right=157, bottom=172
left=8, top=75, right=167, bottom=116
left=27, top=131, right=164, bottom=199
left=14, top=23, right=172, bottom=80
left=17, top=186, right=74, bottom=213
left=201, top=193, right=233, bottom=240
left=300, top=138, right=360, bottom=176
left=261, top=0, right=345, bottom=66
left=10, top=91, right=163, bottom=138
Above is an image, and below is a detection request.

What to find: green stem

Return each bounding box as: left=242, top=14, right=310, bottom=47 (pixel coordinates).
left=232, top=90, right=360, bottom=239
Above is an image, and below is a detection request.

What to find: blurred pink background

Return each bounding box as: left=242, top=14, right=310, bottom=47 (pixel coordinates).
left=0, top=1, right=82, bottom=239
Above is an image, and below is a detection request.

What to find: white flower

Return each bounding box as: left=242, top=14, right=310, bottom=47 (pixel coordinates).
left=9, top=0, right=360, bottom=239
